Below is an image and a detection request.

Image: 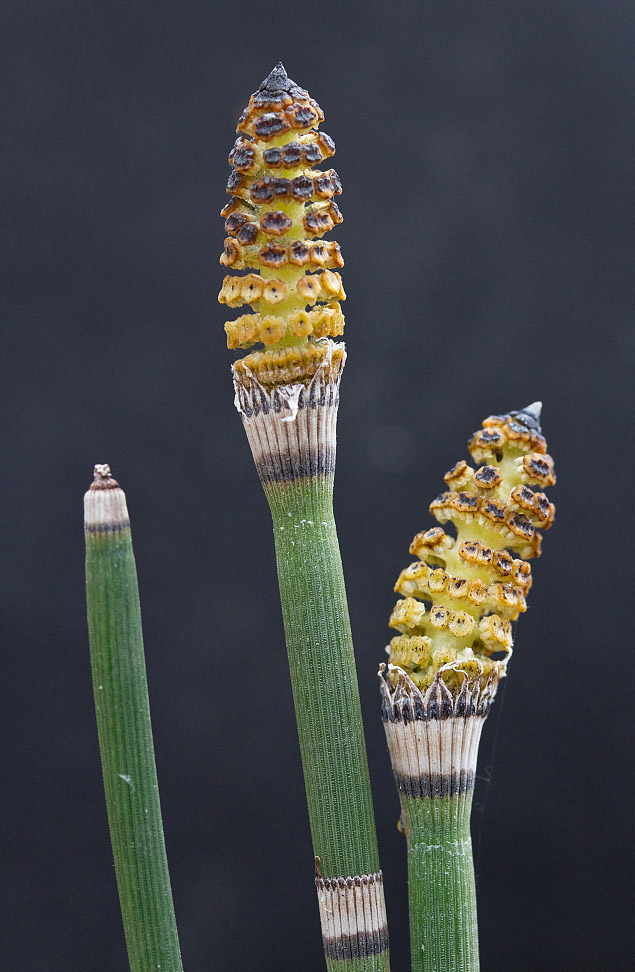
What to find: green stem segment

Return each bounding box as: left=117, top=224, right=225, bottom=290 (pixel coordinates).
left=402, top=794, right=479, bottom=972
left=265, top=477, right=389, bottom=972
left=84, top=470, right=183, bottom=972
left=265, top=477, right=379, bottom=880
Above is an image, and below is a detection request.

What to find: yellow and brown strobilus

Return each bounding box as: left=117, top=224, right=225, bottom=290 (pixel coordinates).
left=385, top=402, right=556, bottom=698
left=219, top=62, right=345, bottom=388
left=380, top=404, right=556, bottom=972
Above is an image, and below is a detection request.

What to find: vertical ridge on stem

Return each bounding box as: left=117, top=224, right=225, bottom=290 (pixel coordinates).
left=234, top=359, right=389, bottom=971
left=85, top=466, right=183, bottom=972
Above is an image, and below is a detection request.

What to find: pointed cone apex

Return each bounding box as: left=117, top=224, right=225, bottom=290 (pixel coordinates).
left=513, top=401, right=543, bottom=433
left=253, top=62, right=308, bottom=103
left=260, top=62, right=288, bottom=91
left=522, top=401, right=542, bottom=421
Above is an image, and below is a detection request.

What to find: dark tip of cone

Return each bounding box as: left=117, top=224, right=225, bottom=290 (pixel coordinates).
left=255, top=62, right=307, bottom=100
left=259, top=62, right=288, bottom=91
left=487, top=401, right=544, bottom=434
left=258, top=61, right=289, bottom=93
left=520, top=401, right=542, bottom=422
left=510, top=401, right=543, bottom=433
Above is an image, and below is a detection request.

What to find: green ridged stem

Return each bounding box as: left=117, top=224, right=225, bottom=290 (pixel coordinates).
left=328, top=960, right=388, bottom=972
left=264, top=474, right=389, bottom=972
left=402, top=793, right=479, bottom=972
left=85, top=496, right=183, bottom=972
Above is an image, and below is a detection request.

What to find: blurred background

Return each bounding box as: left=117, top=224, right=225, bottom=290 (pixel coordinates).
left=2, top=1, right=634, bottom=969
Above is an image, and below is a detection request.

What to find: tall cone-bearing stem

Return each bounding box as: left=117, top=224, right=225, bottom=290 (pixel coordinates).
left=381, top=406, right=556, bottom=972
left=224, top=65, right=388, bottom=971
left=84, top=466, right=183, bottom=972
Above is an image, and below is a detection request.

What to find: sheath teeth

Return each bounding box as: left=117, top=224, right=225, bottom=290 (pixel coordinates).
left=220, top=64, right=345, bottom=386
left=386, top=406, right=555, bottom=695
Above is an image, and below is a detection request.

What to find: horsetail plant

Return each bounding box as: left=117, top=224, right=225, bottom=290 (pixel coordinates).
left=85, top=465, right=183, bottom=972
left=82, top=62, right=557, bottom=972
left=380, top=404, right=556, bottom=972
left=220, top=64, right=389, bottom=971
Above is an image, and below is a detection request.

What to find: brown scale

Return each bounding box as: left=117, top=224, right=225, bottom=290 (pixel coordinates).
left=225, top=172, right=342, bottom=207
left=219, top=64, right=346, bottom=385
left=387, top=404, right=555, bottom=694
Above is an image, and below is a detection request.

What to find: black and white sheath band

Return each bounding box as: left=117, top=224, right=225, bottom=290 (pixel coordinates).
left=232, top=349, right=345, bottom=484
left=315, top=871, right=389, bottom=961
left=84, top=469, right=130, bottom=535
left=380, top=666, right=498, bottom=800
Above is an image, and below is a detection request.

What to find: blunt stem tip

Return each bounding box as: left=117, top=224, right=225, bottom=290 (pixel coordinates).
left=90, top=464, right=120, bottom=491
left=85, top=465, right=129, bottom=530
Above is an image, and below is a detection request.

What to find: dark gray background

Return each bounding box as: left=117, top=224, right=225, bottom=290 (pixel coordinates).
left=2, top=1, right=634, bottom=969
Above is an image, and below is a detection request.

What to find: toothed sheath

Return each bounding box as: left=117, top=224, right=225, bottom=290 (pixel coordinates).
left=380, top=405, right=555, bottom=972
left=225, top=66, right=389, bottom=972
left=84, top=466, right=183, bottom=972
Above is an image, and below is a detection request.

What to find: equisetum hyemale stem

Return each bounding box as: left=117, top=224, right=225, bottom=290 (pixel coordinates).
left=379, top=405, right=556, bottom=972
left=220, top=65, right=390, bottom=971
left=84, top=465, right=183, bottom=972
